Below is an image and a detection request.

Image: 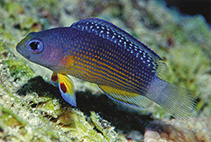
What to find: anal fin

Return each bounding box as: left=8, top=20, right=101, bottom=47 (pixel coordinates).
left=98, top=85, right=152, bottom=108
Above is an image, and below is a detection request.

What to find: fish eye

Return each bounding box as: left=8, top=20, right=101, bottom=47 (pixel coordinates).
left=27, top=39, right=43, bottom=53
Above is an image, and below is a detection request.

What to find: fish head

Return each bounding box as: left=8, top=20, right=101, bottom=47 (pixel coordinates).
left=16, top=30, right=65, bottom=71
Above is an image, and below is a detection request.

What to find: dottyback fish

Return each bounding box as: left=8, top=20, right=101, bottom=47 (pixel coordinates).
left=16, top=18, right=195, bottom=119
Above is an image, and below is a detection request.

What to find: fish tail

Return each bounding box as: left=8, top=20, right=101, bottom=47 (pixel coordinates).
left=146, top=76, right=195, bottom=120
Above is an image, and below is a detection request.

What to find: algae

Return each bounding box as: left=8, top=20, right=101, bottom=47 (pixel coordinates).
left=0, top=0, right=211, bottom=141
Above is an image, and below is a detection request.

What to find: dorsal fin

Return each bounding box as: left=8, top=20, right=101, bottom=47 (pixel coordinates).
left=98, top=85, right=152, bottom=108
left=70, top=18, right=162, bottom=61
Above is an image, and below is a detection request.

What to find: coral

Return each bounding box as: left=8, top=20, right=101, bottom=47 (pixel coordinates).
left=0, top=0, right=210, bottom=141
left=144, top=117, right=211, bottom=142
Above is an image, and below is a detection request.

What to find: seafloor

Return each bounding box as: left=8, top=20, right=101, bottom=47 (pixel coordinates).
left=0, top=0, right=211, bottom=141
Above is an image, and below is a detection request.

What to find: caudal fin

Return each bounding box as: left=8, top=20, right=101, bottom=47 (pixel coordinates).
left=146, top=76, right=195, bottom=120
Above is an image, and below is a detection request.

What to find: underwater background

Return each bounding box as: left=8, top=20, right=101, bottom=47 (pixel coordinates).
left=0, top=0, right=211, bottom=141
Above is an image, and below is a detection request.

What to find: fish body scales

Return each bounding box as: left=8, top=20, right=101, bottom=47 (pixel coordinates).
left=63, top=29, right=155, bottom=95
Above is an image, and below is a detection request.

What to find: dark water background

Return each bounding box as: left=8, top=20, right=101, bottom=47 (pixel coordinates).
left=165, top=0, right=211, bottom=24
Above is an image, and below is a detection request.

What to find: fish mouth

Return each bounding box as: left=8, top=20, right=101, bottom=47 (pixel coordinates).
left=16, top=45, right=31, bottom=59
left=16, top=45, right=21, bottom=53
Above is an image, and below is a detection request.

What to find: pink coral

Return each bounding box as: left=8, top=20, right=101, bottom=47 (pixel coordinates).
left=144, top=117, right=211, bottom=142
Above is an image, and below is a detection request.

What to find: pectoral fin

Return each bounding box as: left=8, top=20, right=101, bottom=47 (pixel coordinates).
left=98, top=85, right=152, bottom=108
left=57, top=73, right=76, bottom=107
left=51, top=72, right=59, bottom=87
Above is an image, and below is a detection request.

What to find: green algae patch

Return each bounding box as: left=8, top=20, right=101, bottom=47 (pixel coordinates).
left=0, top=105, right=27, bottom=128
left=4, top=60, right=34, bottom=81
left=0, top=85, right=61, bottom=141
left=0, top=41, right=9, bottom=58
left=90, top=111, right=123, bottom=141
left=68, top=110, right=106, bottom=141
left=166, top=43, right=209, bottom=88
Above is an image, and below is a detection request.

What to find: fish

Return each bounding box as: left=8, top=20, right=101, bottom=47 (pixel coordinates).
left=16, top=18, right=195, bottom=119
